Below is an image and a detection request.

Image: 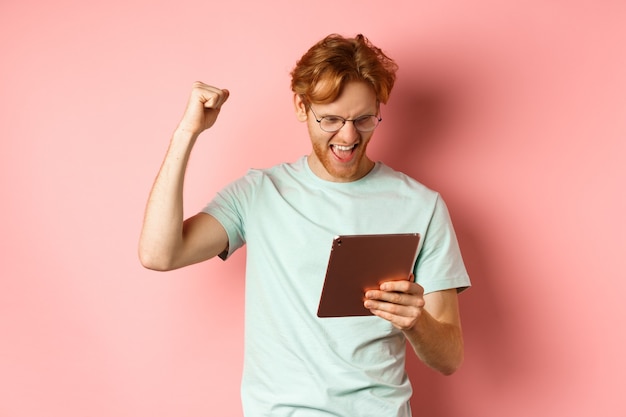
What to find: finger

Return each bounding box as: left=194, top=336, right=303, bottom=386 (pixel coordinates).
left=365, top=299, right=420, bottom=322
left=365, top=290, right=416, bottom=307
left=380, top=280, right=423, bottom=295
left=369, top=307, right=419, bottom=330
left=203, top=88, right=229, bottom=109
left=190, top=82, right=229, bottom=109
left=366, top=295, right=424, bottom=318
left=219, top=89, right=230, bottom=106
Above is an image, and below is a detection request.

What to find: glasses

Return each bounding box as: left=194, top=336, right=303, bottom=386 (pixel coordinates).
left=309, top=107, right=382, bottom=133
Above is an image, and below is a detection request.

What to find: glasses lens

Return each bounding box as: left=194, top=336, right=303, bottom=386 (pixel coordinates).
left=354, top=115, right=380, bottom=132
left=320, top=116, right=345, bottom=132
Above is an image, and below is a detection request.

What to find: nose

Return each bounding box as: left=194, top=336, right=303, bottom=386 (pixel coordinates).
left=337, top=120, right=360, bottom=141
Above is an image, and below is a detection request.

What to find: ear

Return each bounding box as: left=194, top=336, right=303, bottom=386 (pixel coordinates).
left=293, top=94, right=308, bottom=122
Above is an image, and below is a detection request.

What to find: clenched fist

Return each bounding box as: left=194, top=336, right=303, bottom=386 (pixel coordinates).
left=177, top=81, right=230, bottom=136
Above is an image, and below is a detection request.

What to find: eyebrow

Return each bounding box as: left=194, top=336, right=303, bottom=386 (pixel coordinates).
left=316, top=109, right=378, bottom=118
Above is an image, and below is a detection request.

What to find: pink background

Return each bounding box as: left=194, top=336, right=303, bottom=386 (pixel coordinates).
left=1, top=1, right=625, bottom=416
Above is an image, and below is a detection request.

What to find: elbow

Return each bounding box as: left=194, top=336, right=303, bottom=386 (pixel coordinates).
left=138, top=246, right=176, bottom=272
left=439, top=361, right=462, bottom=376
left=139, top=254, right=170, bottom=272
left=438, top=350, right=464, bottom=376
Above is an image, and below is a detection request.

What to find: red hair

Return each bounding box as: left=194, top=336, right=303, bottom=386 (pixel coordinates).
left=290, top=34, right=398, bottom=105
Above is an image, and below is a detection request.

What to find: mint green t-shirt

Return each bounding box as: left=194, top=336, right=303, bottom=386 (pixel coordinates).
left=203, top=156, right=470, bottom=417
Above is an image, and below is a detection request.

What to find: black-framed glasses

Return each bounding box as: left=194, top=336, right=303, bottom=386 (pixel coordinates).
left=309, top=106, right=382, bottom=133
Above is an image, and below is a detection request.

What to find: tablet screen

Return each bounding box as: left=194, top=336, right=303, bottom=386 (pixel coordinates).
left=317, top=233, right=420, bottom=318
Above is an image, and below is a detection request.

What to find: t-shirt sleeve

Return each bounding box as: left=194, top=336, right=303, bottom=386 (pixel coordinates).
left=414, top=195, right=471, bottom=294
left=201, top=172, right=258, bottom=260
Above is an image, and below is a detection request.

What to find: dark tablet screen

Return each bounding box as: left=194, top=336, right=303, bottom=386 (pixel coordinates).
left=317, top=233, right=421, bottom=318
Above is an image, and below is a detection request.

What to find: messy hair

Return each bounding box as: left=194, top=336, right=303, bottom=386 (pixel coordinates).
left=290, top=33, right=398, bottom=106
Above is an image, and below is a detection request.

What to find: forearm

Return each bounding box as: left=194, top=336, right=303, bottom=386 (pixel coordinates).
left=403, top=310, right=464, bottom=375
left=138, top=129, right=198, bottom=270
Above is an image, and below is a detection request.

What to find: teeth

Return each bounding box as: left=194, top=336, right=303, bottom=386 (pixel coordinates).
left=333, top=144, right=355, bottom=151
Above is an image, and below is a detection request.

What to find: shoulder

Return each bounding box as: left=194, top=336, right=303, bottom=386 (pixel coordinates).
left=219, top=157, right=307, bottom=195
left=258, top=156, right=307, bottom=177
left=242, top=157, right=308, bottom=185
left=371, top=162, right=440, bottom=200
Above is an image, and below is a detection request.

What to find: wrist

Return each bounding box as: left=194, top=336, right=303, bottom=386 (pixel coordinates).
left=165, top=128, right=201, bottom=162
left=173, top=125, right=201, bottom=143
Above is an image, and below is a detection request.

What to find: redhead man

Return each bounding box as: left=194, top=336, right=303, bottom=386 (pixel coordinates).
left=139, top=34, right=470, bottom=416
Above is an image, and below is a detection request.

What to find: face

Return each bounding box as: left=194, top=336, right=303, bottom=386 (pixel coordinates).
left=294, top=81, right=379, bottom=183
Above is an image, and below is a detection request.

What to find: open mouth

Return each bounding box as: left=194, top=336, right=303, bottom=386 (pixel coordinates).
left=331, top=143, right=358, bottom=162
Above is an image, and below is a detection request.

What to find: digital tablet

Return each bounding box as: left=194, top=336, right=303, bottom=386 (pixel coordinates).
left=317, top=233, right=421, bottom=318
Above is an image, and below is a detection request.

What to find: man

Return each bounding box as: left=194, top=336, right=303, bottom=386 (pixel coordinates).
left=139, top=33, right=470, bottom=416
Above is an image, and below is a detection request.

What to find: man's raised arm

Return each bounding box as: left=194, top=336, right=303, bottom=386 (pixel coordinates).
left=138, top=82, right=230, bottom=271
